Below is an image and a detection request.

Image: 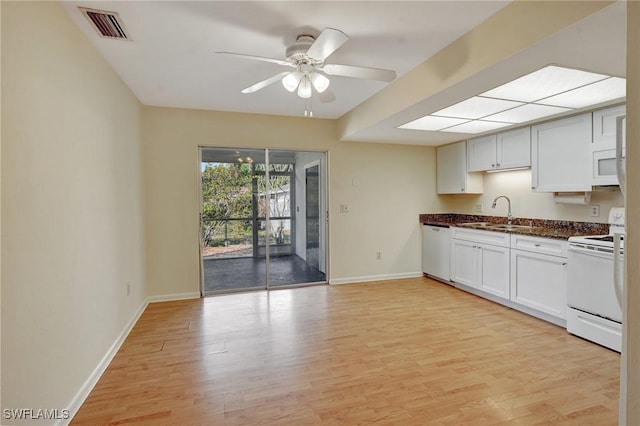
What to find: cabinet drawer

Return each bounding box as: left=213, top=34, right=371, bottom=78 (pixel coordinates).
left=510, top=234, right=568, bottom=257
left=451, top=227, right=510, bottom=247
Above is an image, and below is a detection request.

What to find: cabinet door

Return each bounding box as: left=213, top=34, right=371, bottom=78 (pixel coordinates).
left=593, top=104, right=626, bottom=150
left=478, top=244, right=510, bottom=300
left=450, top=239, right=478, bottom=287
left=510, top=249, right=567, bottom=319
left=437, top=142, right=466, bottom=194
left=531, top=113, right=592, bottom=192
left=497, top=127, right=531, bottom=169
left=467, top=135, right=497, bottom=172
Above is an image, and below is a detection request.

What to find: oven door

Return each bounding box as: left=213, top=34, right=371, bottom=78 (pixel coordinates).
left=567, top=244, right=622, bottom=322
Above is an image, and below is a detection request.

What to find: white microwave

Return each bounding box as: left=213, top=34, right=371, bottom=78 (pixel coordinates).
left=592, top=116, right=626, bottom=186
left=593, top=149, right=621, bottom=186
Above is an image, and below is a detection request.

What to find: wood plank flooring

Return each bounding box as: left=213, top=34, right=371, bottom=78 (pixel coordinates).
left=71, top=277, right=620, bottom=425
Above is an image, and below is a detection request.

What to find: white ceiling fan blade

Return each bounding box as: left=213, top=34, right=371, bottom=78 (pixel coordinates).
left=241, top=72, right=290, bottom=94
left=316, top=87, right=336, bottom=103
left=306, top=28, right=349, bottom=62
left=215, top=52, right=293, bottom=67
left=322, top=64, right=396, bottom=82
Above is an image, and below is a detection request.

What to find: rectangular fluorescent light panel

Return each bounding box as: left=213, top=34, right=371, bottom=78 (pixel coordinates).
left=398, top=115, right=468, bottom=131
left=537, top=77, right=626, bottom=108
left=432, top=96, right=523, bottom=119
left=480, top=65, right=609, bottom=102
left=440, top=120, right=511, bottom=134
left=397, top=65, right=626, bottom=135
left=483, top=104, right=572, bottom=124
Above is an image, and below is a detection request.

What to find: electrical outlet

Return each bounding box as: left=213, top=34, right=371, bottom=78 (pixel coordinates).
left=340, top=204, right=349, bottom=213
left=376, top=251, right=382, bottom=260
left=474, top=203, right=483, bottom=213
left=590, top=205, right=600, bottom=217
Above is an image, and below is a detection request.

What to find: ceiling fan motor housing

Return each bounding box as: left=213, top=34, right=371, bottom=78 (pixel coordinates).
left=286, top=35, right=320, bottom=65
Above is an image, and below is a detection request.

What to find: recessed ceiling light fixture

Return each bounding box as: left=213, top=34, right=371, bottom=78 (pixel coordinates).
left=398, top=65, right=626, bottom=134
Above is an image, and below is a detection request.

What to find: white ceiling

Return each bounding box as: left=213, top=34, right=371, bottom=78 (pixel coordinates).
left=60, top=1, right=627, bottom=146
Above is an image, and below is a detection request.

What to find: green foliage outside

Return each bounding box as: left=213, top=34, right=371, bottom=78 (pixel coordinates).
left=201, top=163, right=252, bottom=247
left=200, top=162, right=292, bottom=248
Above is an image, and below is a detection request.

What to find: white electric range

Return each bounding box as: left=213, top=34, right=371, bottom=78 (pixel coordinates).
left=566, top=207, right=625, bottom=352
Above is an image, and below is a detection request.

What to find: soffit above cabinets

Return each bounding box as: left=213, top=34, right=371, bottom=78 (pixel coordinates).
left=398, top=65, right=626, bottom=136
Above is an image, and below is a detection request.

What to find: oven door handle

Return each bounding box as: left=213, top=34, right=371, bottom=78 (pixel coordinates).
left=613, top=233, right=624, bottom=310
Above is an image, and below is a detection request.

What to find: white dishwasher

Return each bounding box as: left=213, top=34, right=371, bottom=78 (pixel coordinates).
left=422, top=224, right=451, bottom=283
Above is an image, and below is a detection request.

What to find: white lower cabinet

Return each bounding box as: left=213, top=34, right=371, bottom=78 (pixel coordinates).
left=510, top=235, right=568, bottom=320
left=447, top=229, right=569, bottom=325
left=450, top=228, right=510, bottom=300
left=479, top=244, right=510, bottom=299
left=450, top=239, right=478, bottom=287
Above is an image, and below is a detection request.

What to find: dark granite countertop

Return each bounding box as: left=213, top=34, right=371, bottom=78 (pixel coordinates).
left=419, top=213, right=609, bottom=240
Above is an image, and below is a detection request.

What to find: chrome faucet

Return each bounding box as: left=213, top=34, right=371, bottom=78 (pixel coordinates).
left=492, top=195, right=513, bottom=225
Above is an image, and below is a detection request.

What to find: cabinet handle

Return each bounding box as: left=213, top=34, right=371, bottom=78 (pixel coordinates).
left=461, top=188, right=465, bottom=192
left=534, top=243, right=541, bottom=247
left=562, top=262, right=567, bottom=266
left=491, top=164, right=495, bottom=168
left=496, top=163, right=501, bottom=167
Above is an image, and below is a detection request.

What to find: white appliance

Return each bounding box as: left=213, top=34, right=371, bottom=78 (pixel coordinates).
left=592, top=114, right=626, bottom=186
left=422, top=224, right=451, bottom=283
left=567, top=207, right=625, bottom=351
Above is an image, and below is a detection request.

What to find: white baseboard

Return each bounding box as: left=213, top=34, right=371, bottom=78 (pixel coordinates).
left=147, top=292, right=201, bottom=303
left=329, top=272, right=422, bottom=285
left=61, top=298, right=148, bottom=426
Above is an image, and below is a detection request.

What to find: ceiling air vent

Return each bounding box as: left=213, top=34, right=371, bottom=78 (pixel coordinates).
left=79, top=7, right=129, bottom=40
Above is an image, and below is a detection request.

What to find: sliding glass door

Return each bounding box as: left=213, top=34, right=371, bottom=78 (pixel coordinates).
left=200, top=147, right=327, bottom=294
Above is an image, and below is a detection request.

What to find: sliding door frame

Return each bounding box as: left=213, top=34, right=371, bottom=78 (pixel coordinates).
left=198, top=146, right=329, bottom=296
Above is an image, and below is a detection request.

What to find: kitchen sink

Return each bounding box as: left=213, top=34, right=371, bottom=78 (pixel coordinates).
left=487, top=224, right=534, bottom=230
left=461, top=222, right=537, bottom=231
left=462, top=222, right=492, bottom=227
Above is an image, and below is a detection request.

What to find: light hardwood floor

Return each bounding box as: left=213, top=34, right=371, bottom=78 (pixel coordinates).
left=71, top=277, right=620, bottom=425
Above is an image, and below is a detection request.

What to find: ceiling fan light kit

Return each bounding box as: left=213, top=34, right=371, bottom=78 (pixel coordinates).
left=216, top=27, right=397, bottom=112
left=282, top=72, right=302, bottom=92
left=297, top=76, right=312, bottom=99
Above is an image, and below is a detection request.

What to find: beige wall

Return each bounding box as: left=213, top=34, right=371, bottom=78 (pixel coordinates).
left=1, top=1, right=146, bottom=422
left=0, top=0, right=3, bottom=411
left=142, top=106, right=438, bottom=295
left=438, top=169, right=624, bottom=222
left=623, top=1, right=640, bottom=422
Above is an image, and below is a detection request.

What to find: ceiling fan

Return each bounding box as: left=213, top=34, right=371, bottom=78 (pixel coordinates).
left=216, top=28, right=397, bottom=103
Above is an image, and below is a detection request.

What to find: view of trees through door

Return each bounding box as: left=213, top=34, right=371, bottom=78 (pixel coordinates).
left=200, top=148, right=327, bottom=294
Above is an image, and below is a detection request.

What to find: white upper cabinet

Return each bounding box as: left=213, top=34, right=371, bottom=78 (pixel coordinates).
left=467, top=135, right=497, bottom=172
left=467, top=127, right=531, bottom=172
left=497, top=127, right=531, bottom=170
left=531, top=113, right=592, bottom=192
left=437, top=141, right=483, bottom=194
left=593, top=104, right=626, bottom=151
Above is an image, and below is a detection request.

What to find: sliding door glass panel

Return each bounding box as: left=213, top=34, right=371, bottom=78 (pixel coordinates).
left=200, top=148, right=266, bottom=293
left=268, top=150, right=327, bottom=287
